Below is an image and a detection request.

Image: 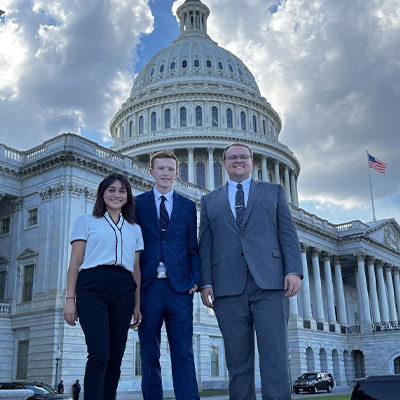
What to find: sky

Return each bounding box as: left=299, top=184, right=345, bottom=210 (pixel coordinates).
left=1, top=0, right=400, bottom=224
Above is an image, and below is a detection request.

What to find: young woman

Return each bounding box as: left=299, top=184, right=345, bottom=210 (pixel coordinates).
left=64, top=174, right=143, bottom=400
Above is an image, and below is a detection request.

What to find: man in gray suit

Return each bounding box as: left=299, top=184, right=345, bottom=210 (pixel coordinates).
left=199, top=143, right=302, bottom=400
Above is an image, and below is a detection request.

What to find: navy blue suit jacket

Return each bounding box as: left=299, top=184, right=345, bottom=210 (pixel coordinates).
left=135, top=189, right=200, bottom=292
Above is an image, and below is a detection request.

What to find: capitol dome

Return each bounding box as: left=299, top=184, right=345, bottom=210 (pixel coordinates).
left=110, top=0, right=300, bottom=205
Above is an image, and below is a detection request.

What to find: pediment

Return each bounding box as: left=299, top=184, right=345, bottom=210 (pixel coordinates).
left=17, top=248, right=39, bottom=260
left=365, top=219, right=400, bottom=251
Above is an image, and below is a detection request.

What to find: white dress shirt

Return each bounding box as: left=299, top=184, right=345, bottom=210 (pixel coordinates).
left=227, top=176, right=252, bottom=217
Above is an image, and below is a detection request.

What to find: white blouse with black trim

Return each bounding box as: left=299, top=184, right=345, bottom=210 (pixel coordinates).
left=70, top=212, right=144, bottom=272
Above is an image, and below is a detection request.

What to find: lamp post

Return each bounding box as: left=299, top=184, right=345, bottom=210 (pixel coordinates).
left=54, top=347, right=61, bottom=390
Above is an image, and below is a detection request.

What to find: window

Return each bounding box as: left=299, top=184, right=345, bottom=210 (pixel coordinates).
left=0, top=217, right=10, bottom=235
left=17, top=340, right=29, bottom=379
left=253, top=115, right=257, bottom=133
left=150, top=68, right=154, bottom=77
left=194, top=59, right=200, bottom=68
left=182, top=59, right=188, bottom=69
left=226, top=108, right=233, bottom=128
left=129, top=121, right=134, bottom=137
left=218, top=61, right=223, bottom=70
left=0, top=271, right=6, bottom=302
left=228, top=64, right=234, bottom=73
left=170, top=61, right=176, bottom=70
left=164, top=108, right=171, bottom=129
left=206, top=60, right=212, bottom=68
left=22, top=264, right=34, bottom=302
left=180, top=107, right=187, bottom=128
left=196, top=162, right=206, bottom=188
left=179, top=162, right=188, bottom=181
left=240, top=111, right=246, bottom=131
left=135, top=341, right=142, bottom=377
left=258, top=169, right=262, bottom=180
left=195, top=106, right=202, bottom=126
left=159, top=64, right=165, bottom=73
left=214, top=162, right=222, bottom=188
left=210, top=345, right=220, bottom=377
left=151, top=112, right=157, bottom=131
left=238, top=67, right=243, bottom=77
left=212, top=107, right=218, bottom=127
left=139, top=116, right=144, bottom=135
left=394, top=356, right=400, bottom=374
left=27, top=208, right=37, bottom=227
left=263, top=119, right=266, bottom=135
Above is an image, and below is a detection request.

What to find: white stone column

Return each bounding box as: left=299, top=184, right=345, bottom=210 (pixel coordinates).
left=385, top=265, right=398, bottom=321
left=367, top=258, right=381, bottom=323
left=334, top=257, right=348, bottom=325
left=301, top=244, right=313, bottom=321
left=393, top=268, right=400, bottom=321
left=284, top=166, right=291, bottom=203
left=311, top=249, right=325, bottom=322
left=290, top=171, right=298, bottom=207
left=261, top=155, right=269, bottom=182
left=356, top=253, right=371, bottom=323
left=323, top=254, right=336, bottom=324
left=188, top=147, right=195, bottom=183
left=274, top=160, right=280, bottom=184
left=376, top=262, right=390, bottom=322
left=207, top=147, right=214, bottom=190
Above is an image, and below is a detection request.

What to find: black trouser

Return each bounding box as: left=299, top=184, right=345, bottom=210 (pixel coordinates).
left=76, top=265, right=136, bottom=400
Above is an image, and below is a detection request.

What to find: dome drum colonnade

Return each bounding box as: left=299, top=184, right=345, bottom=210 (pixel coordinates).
left=290, top=244, right=400, bottom=334
left=110, top=0, right=299, bottom=206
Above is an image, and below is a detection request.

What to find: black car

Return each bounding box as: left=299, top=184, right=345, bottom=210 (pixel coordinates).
left=351, top=375, right=400, bottom=399
left=293, top=372, right=334, bottom=394
left=0, top=382, right=73, bottom=399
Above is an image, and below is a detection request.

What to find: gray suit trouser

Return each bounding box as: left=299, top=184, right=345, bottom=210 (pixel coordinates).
left=213, top=272, right=290, bottom=400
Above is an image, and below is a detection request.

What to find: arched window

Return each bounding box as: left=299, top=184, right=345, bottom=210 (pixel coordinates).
left=226, top=108, right=233, bottom=128
left=151, top=111, right=156, bottom=131
left=182, top=59, right=188, bottom=69
left=180, top=107, right=187, bottom=127
left=170, top=61, right=176, bottom=70
left=212, top=106, right=218, bottom=127
left=206, top=60, right=212, bottom=68
left=196, top=161, right=206, bottom=188
left=139, top=116, right=144, bottom=135
left=129, top=121, right=134, bottom=137
left=214, top=162, right=222, bottom=188
left=195, top=106, right=202, bottom=126
left=240, top=111, right=246, bottom=130
left=253, top=115, right=257, bottom=133
left=164, top=108, right=171, bottom=129
left=263, top=119, right=266, bottom=135
left=194, top=59, right=200, bottom=68
left=179, top=162, right=188, bottom=182
left=394, top=356, right=400, bottom=374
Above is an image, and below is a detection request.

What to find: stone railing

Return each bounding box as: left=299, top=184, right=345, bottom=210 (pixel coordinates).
left=0, top=303, right=11, bottom=316
left=346, top=325, right=361, bottom=334
left=372, top=321, right=400, bottom=332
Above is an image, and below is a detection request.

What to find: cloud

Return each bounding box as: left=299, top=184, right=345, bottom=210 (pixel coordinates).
left=190, top=0, right=400, bottom=222
left=0, top=0, right=154, bottom=148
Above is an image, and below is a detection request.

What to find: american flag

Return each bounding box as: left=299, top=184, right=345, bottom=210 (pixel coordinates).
left=368, top=153, right=387, bottom=174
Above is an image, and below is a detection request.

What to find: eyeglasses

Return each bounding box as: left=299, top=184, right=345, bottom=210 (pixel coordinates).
left=225, top=155, right=251, bottom=161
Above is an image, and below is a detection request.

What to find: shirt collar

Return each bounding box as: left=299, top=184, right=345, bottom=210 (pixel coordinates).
left=228, top=176, right=252, bottom=189
left=104, top=211, right=124, bottom=229
left=153, top=186, right=174, bottom=202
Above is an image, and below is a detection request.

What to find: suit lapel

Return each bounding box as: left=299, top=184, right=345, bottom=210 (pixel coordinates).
left=166, top=191, right=182, bottom=234
left=219, top=183, right=240, bottom=232
left=242, top=180, right=261, bottom=229
left=144, top=190, right=161, bottom=232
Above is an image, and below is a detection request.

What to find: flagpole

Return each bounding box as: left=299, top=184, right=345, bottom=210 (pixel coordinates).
left=366, top=150, right=376, bottom=221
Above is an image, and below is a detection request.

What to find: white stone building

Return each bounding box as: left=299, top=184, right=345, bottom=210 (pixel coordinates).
left=1, top=0, right=400, bottom=396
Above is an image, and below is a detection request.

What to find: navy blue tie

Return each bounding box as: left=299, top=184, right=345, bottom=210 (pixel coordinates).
left=159, top=195, right=169, bottom=233
left=235, top=183, right=245, bottom=230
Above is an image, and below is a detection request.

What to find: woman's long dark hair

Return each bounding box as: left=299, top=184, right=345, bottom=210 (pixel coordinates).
left=93, top=174, right=135, bottom=223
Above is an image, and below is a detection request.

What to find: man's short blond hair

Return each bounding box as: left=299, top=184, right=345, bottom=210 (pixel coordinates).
left=150, top=151, right=179, bottom=169
left=223, top=143, right=253, bottom=160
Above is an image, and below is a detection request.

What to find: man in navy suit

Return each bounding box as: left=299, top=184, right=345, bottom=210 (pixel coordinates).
left=135, top=151, right=200, bottom=400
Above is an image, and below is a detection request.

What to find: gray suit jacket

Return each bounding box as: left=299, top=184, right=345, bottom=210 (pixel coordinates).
left=199, top=180, right=302, bottom=297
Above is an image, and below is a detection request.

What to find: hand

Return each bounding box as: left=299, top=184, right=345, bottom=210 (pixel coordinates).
left=130, top=306, right=142, bottom=329
left=201, top=287, right=215, bottom=308
left=284, top=273, right=302, bottom=297
left=64, top=299, right=78, bottom=326
left=189, top=284, right=199, bottom=294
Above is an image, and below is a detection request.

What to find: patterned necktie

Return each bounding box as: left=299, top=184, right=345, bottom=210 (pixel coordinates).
left=235, top=183, right=245, bottom=230
left=159, top=195, right=169, bottom=233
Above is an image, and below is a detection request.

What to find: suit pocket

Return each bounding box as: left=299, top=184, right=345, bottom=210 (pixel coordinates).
left=272, top=248, right=282, bottom=258
left=211, top=256, right=219, bottom=266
